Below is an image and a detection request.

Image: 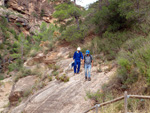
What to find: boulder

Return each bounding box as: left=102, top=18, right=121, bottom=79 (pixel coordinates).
left=33, top=53, right=46, bottom=63
left=0, top=0, right=4, bottom=6
left=9, top=76, right=37, bottom=105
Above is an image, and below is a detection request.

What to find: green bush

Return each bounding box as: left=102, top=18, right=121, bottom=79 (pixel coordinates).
left=47, top=75, right=52, bottom=81
left=90, top=31, right=132, bottom=60
left=21, top=68, right=32, bottom=77
left=8, top=63, right=18, bottom=72
left=0, top=74, right=4, bottom=80
left=32, top=12, right=38, bottom=18
left=0, top=44, right=4, bottom=49
left=55, top=74, right=69, bottom=82
left=52, top=71, right=58, bottom=76
left=15, top=23, right=22, bottom=27
left=93, top=0, right=137, bottom=32
left=8, top=59, right=22, bottom=72
left=9, top=29, right=18, bottom=40
left=40, top=9, right=45, bottom=18
left=116, top=36, right=150, bottom=87
left=86, top=90, right=114, bottom=103
left=117, top=58, right=139, bottom=89
left=61, top=25, right=87, bottom=42
left=86, top=90, right=104, bottom=103
left=121, top=36, right=147, bottom=53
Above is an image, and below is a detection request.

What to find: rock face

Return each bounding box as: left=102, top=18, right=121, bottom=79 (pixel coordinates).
left=7, top=0, right=54, bottom=22
left=0, top=0, right=59, bottom=36
left=0, top=77, right=13, bottom=112
left=11, top=66, right=116, bottom=113
left=0, top=7, right=31, bottom=35
left=9, top=76, right=37, bottom=105
left=9, top=47, right=117, bottom=113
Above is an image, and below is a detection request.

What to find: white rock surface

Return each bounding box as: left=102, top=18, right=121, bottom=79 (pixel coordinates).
left=0, top=77, right=13, bottom=112
left=9, top=47, right=117, bottom=113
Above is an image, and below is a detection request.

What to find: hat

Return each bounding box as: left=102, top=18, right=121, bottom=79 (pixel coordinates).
left=86, top=50, right=90, bottom=54
left=77, top=47, right=81, bottom=51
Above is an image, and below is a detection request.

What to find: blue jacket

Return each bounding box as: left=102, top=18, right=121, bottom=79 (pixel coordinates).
left=73, top=51, right=83, bottom=62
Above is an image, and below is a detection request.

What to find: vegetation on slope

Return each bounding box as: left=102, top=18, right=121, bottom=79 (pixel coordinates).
left=0, top=15, right=59, bottom=79
left=1, top=0, right=150, bottom=111
left=53, top=0, right=150, bottom=95
left=80, top=0, right=150, bottom=112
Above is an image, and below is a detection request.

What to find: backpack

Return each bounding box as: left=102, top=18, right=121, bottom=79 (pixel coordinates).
left=84, top=54, right=92, bottom=63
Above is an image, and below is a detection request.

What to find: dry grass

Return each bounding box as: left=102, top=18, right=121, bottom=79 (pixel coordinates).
left=55, top=74, right=69, bottom=82
left=88, top=99, right=150, bottom=113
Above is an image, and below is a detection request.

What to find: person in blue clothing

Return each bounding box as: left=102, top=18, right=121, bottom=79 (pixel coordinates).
left=73, top=47, right=83, bottom=74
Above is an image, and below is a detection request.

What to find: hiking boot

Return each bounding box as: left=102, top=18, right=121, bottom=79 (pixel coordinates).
left=88, top=77, right=91, bottom=81
left=85, top=76, right=87, bottom=80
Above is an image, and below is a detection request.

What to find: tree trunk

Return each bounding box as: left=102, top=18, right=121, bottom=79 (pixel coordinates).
left=2, top=57, right=5, bottom=72
left=137, top=0, right=139, bottom=10
left=21, top=37, right=24, bottom=63
left=76, top=17, right=80, bottom=30
left=74, top=0, right=76, bottom=5
left=4, top=0, right=8, bottom=7
left=2, top=0, right=4, bottom=6
left=106, top=0, right=109, bottom=6
left=99, top=0, right=102, bottom=10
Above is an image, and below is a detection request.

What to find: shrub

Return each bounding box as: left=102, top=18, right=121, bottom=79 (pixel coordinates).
left=49, top=64, right=60, bottom=71
left=93, top=0, right=138, bottom=32
left=61, top=25, right=87, bottom=42
left=8, top=62, right=19, bottom=72
left=55, top=75, right=60, bottom=80
left=116, top=58, right=139, bottom=89
left=86, top=90, right=114, bottom=103
left=52, top=71, right=58, bottom=76
left=15, top=23, right=22, bottom=27
left=55, top=74, right=69, bottom=82
left=47, top=75, right=52, bottom=81
left=32, top=12, right=38, bottom=18
left=86, top=90, right=103, bottom=103
left=29, top=49, right=38, bottom=57
left=116, top=36, right=150, bottom=88
left=0, top=74, right=4, bottom=80
left=9, top=29, right=18, bottom=40
left=23, top=88, right=32, bottom=97
left=121, top=36, right=147, bottom=53
left=40, top=9, right=45, bottom=18
left=21, top=68, right=32, bottom=77
left=0, top=44, right=4, bottom=49
left=90, top=31, right=131, bottom=60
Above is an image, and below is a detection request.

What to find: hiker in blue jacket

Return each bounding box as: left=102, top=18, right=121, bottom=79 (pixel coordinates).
left=73, top=47, right=83, bottom=74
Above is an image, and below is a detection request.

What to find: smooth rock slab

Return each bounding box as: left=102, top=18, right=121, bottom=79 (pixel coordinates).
left=9, top=76, right=37, bottom=105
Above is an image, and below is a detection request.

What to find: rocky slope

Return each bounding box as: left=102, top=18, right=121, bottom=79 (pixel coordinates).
left=0, top=77, right=13, bottom=112
left=0, top=1, right=117, bottom=112
left=7, top=0, right=54, bottom=23
left=0, top=0, right=59, bottom=36
left=4, top=46, right=116, bottom=113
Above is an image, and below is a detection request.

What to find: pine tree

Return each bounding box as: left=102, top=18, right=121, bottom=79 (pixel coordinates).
left=53, top=3, right=81, bottom=29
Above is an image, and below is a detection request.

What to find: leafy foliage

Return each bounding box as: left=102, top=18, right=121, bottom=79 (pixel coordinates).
left=33, top=22, right=59, bottom=44
left=93, top=0, right=138, bottom=32
left=53, top=3, right=81, bottom=21
left=61, top=25, right=87, bottom=42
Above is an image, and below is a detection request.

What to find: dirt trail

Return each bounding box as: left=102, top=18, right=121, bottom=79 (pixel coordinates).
left=10, top=47, right=116, bottom=113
